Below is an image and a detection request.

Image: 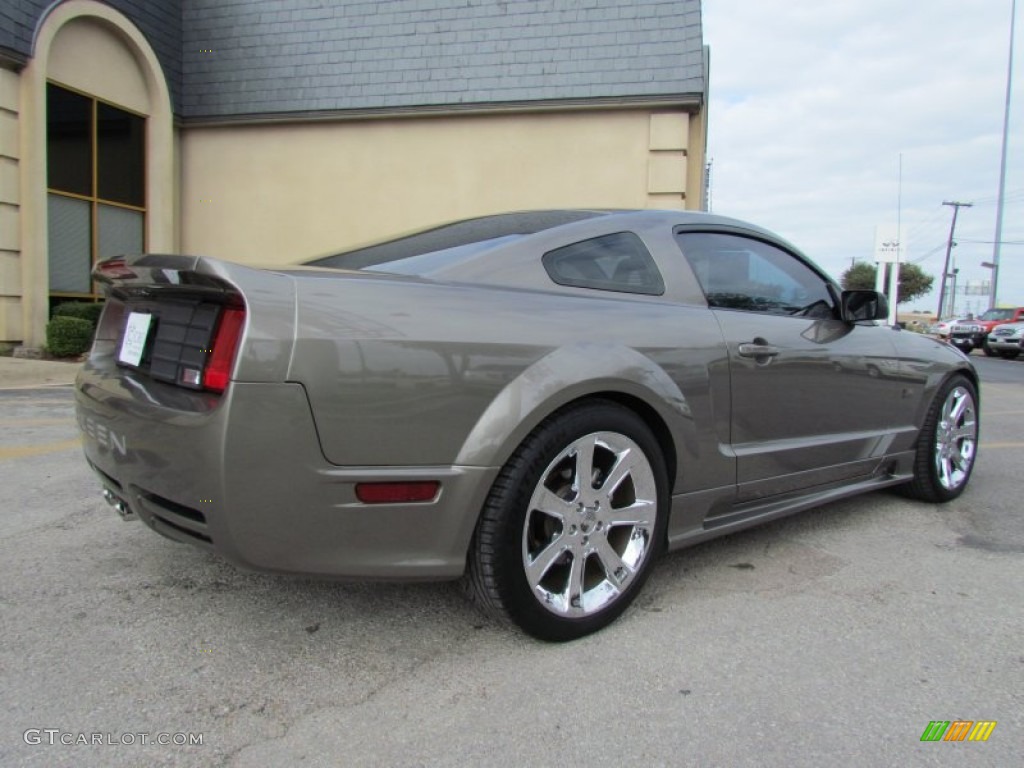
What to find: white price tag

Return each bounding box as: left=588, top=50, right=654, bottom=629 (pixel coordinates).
left=118, top=312, right=152, bottom=367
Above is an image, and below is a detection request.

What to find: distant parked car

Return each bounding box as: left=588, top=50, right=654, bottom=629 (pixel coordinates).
left=950, top=307, right=1024, bottom=355
left=986, top=321, right=1024, bottom=359
left=928, top=318, right=967, bottom=340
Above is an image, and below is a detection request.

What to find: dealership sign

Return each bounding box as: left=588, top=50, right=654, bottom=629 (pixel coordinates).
left=874, top=225, right=908, bottom=264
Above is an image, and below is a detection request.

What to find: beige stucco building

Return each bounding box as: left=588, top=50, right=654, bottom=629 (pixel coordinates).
left=0, top=0, right=708, bottom=346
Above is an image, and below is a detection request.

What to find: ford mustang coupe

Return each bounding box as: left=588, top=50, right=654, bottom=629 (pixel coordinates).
left=75, top=210, right=979, bottom=641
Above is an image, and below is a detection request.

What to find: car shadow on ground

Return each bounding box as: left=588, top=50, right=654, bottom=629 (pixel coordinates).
left=87, top=486, right=951, bottom=644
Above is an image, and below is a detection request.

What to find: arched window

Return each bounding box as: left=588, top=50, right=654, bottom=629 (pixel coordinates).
left=47, top=82, right=145, bottom=299
left=17, top=1, right=174, bottom=345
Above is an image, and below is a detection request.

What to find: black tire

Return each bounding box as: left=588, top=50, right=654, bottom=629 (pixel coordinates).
left=466, top=400, right=669, bottom=641
left=952, top=342, right=972, bottom=355
left=998, top=350, right=1020, bottom=360
left=981, top=340, right=996, bottom=357
left=900, top=375, right=979, bottom=503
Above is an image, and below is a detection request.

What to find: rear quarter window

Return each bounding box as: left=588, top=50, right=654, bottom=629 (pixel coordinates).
left=542, top=232, right=664, bottom=295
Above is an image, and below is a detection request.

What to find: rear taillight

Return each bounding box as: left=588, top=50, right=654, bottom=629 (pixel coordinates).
left=202, top=307, right=245, bottom=393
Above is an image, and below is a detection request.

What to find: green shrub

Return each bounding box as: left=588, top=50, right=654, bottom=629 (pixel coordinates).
left=53, top=301, right=104, bottom=328
left=46, top=316, right=94, bottom=358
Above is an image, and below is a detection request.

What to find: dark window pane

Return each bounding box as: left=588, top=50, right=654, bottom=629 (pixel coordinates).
left=97, top=102, right=145, bottom=206
left=543, top=232, right=665, bottom=295
left=48, top=194, right=92, bottom=293
left=98, top=204, right=144, bottom=259
left=47, top=85, right=91, bottom=196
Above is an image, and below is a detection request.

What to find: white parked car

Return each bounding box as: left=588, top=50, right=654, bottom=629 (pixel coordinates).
left=928, top=318, right=967, bottom=338
left=986, top=322, right=1024, bottom=359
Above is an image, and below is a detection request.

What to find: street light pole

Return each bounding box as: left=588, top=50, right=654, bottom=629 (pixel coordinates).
left=990, top=0, right=1017, bottom=309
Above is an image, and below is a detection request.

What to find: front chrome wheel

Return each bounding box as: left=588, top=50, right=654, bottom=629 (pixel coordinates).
left=934, top=385, right=977, bottom=492
left=523, top=431, right=657, bottom=617
left=901, top=374, right=979, bottom=503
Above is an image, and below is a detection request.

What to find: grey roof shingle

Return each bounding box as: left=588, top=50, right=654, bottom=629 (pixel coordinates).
left=1, top=1, right=703, bottom=120
left=181, top=0, right=704, bottom=119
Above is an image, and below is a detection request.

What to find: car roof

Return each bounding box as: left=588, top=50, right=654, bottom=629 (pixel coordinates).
left=304, top=210, right=609, bottom=269
left=303, top=209, right=779, bottom=271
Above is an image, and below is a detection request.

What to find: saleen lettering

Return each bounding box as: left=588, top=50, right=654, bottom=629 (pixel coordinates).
left=78, top=414, right=127, bottom=457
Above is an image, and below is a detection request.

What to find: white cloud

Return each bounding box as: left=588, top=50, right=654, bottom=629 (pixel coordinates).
left=704, top=0, right=1024, bottom=313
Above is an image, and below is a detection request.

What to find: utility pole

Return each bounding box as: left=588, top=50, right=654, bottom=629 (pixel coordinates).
left=937, top=201, right=972, bottom=319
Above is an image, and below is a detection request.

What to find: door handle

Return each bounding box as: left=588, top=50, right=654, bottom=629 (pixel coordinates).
left=737, top=342, right=780, bottom=359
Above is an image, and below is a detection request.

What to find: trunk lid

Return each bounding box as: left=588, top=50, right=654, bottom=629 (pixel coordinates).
left=89, top=253, right=297, bottom=392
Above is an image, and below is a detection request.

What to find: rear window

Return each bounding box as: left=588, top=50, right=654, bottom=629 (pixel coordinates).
left=542, top=232, right=664, bottom=295
left=304, top=211, right=604, bottom=273
left=361, top=236, right=520, bottom=275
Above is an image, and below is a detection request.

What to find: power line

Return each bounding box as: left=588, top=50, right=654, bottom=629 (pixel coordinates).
left=965, top=187, right=1024, bottom=206
left=909, top=243, right=947, bottom=265
left=903, top=206, right=949, bottom=244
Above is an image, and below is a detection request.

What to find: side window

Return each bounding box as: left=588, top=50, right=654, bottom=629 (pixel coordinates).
left=676, top=232, right=834, bottom=317
left=543, top=232, right=665, bottom=295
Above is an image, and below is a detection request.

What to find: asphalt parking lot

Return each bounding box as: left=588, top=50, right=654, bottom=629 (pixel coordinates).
left=1, top=357, right=1021, bottom=767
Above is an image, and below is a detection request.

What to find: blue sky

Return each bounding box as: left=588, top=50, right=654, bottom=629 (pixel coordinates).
left=703, top=0, right=1023, bottom=315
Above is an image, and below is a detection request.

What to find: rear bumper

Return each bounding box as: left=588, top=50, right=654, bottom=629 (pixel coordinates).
left=76, top=362, right=496, bottom=579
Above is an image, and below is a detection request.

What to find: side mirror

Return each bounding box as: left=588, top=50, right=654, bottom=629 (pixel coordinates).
left=840, top=290, right=889, bottom=322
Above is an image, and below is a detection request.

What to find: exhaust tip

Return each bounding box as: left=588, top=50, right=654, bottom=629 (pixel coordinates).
left=102, top=489, right=137, bottom=521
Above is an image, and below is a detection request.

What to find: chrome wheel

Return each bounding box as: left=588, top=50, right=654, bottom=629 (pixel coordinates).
left=900, top=374, right=979, bottom=503
left=467, top=401, right=667, bottom=641
left=522, top=431, right=658, bottom=617
left=934, top=385, right=977, bottom=491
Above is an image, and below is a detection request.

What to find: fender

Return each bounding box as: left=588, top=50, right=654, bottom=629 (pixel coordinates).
left=891, top=331, right=979, bottom=429
left=454, top=342, right=696, bottom=471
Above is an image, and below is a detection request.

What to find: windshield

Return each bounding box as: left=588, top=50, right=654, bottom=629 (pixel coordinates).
left=979, top=308, right=1014, bottom=321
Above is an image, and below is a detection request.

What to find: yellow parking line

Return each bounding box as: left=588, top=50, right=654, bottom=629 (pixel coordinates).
left=0, top=399, right=75, bottom=406
left=981, top=383, right=1021, bottom=393
left=0, top=438, right=81, bottom=460
left=0, top=418, right=74, bottom=427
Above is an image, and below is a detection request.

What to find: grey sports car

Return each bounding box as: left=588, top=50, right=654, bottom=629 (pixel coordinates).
left=75, top=210, right=979, bottom=641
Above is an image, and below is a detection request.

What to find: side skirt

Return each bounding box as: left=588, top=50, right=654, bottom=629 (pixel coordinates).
left=665, top=451, right=915, bottom=552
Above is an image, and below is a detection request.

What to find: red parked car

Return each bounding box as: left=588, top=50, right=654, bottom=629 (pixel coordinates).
left=950, top=307, right=1024, bottom=355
